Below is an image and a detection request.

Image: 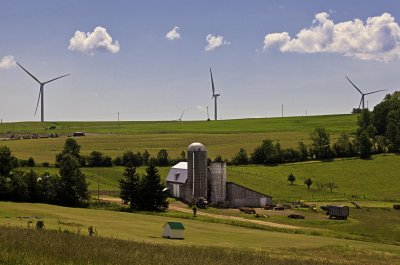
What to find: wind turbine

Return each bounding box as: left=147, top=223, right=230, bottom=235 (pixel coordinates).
left=17, top=62, right=70, bottom=122
left=210, top=68, right=220, bottom=121
left=177, top=109, right=185, bottom=122
left=345, top=76, right=386, bottom=110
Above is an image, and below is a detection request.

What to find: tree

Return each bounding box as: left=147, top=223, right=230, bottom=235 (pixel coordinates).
left=179, top=151, right=186, bottom=161
left=231, top=148, right=249, bottom=165
left=122, top=151, right=143, bottom=167
left=298, top=141, right=308, bottom=161
left=386, top=121, right=400, bottom=152
left=304, top=178, right=313, bottom=189
left=213, top=155, right=224, bottom=163
left=25, top=170, right=41, bottom=202
left=325, top=182, right=338, bottom=193
left=156, top=149, right=170, bottom=166
left=333, top=133, right=355, bottom=158
left=88, top=151, right=104, bottom=167
left=357, top=131, right=372, bottom=159
left=56, top=138, right=81, bottom=165
left=287, top=173, right=296, bottom=185
left=251, top=139, right=282, bottom=164
left=119, top=163, right=141, bottom=210
left=310, top=128, right=332, bottom=159
left=58, top=154, right=89, bottom=206
left=142, top=150, right=150, bottom=165
left=0, top=146, right=17, bottom=178
left=139, top=164, right=168, bottom=211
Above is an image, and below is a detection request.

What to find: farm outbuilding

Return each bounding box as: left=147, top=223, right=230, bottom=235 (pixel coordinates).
left=163, top=222, right=185, bottom=239
left=165, top=143, right=272, bottom=208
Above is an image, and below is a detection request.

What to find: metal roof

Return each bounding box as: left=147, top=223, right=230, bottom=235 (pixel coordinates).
left=166, top=162, right=188, bottom=184
left=165, top=222, right=185, bottom=230
left=188, top=142, right=206, bottom=152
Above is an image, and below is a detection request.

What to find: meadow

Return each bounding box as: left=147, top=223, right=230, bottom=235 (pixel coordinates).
left=1, top=114, right=357, bottom=163
left=0, top=202, right=399, bottom=265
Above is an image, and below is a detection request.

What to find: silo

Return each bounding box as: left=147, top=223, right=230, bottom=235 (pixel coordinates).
left=209, top=162, right=226, bottom=205
left=186, top=142, right=208, bottom=202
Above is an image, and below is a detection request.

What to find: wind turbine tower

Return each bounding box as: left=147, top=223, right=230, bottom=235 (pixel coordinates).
left=345, top=76, right=386, bottom=110
left=17, top=62, right=70, bottom=122
left=210, top=68, right=220, bottom=121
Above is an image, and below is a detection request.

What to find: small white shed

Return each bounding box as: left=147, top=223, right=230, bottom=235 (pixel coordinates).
left=163, top=222, right=185, bottom=239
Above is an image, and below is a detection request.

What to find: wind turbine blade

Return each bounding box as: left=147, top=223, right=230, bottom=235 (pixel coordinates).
left=364, top=89, right=386, bottom=95
left=34, top=90, right=41, bottom=116
left=210, top=68, right=215, bottom=96
left=345, top=76, right=363, bottom=95
left=17, top=62, right=42, bottom=84
left=180, top=109, right=185, bottom=119
left=44, top=74, right=70, bottom=84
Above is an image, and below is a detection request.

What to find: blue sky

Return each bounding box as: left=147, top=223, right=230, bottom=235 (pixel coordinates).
left=1, top=0, right=400, bottom=121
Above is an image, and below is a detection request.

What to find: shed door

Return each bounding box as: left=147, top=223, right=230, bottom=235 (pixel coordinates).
left=173, top=184, right=180, bottom=198
left=260, top=197, right=267, bottom=206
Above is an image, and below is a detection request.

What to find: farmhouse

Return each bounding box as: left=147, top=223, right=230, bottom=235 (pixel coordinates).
left=166, top=142, right=272, bottom=208
left=163, top=222, right=185, bottom=239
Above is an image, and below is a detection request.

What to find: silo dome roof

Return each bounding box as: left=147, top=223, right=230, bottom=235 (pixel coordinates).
left=188, top=142, right=207, bottom=152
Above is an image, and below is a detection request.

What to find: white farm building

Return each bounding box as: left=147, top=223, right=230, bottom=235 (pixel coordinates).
left=163, top=222, right=185, bottom=239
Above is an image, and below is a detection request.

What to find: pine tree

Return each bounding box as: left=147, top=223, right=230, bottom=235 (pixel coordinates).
left=140, top=164, right=168, bottom=211
left=119, top=163, right=141, bottom=210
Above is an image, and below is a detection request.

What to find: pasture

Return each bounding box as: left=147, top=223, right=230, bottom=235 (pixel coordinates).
left=0, top=114, right=357, bottom=163
left=0, top=201, right=399, bottom=265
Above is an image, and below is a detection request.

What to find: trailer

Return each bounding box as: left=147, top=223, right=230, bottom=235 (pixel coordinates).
left=327, top=205, right=349, bottom=220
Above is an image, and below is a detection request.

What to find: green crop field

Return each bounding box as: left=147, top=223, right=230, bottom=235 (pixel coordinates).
left=0, top=201, right=399, bottom=265
left=0, top=114, right=357, bottom=163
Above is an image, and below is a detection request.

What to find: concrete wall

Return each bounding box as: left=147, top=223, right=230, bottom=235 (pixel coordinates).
left=209, top=163, right=226, bottom=205
left=226, top=182, right=272, bottom=208
left=166, top=182, right=186, bottom=201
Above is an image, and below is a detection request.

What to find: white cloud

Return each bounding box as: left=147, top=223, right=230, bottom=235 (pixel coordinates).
left=166, top=26, right=181, bottom=41
left=0, top=55, right=16, bottom=69
left=205, top=34, right=230, bottom=51
left=263, top=12, right=400, bottom=62
left=68, top=26, right=120, bottom=54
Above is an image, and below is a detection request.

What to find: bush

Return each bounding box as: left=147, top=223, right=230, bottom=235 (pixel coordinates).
left=36, top=220, right=45, bottom=230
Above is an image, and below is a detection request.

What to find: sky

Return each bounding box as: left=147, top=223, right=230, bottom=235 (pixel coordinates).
left=1, top=0, right=400, bottom=122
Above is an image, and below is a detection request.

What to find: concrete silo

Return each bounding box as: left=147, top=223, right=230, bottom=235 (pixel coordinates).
left=209, top=162, right=226, bottom=205
left=186, top=142, right=208, bottom=203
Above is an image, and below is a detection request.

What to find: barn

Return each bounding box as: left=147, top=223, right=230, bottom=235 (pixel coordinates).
left=165, top=143, right=272, bottom=208
left=163, top=222, right=185, bottom=239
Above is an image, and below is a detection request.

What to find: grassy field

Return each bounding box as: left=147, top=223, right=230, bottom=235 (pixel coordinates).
left=0, top=201, right=399, bottom=265
left=0, top=114, right=357, bottom=163
left=1, top=227, right=398, bottom=265
left=20, top=153, right=399, bottom=201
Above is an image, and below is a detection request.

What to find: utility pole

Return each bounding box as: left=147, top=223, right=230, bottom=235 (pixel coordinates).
left=117, top=112, right=120, bottom=126
left=281, top=104, right=284, bottom=118
left=97, top=174, right=100, bottom=200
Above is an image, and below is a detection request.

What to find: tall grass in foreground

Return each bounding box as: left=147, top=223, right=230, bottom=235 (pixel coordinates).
left=0, top=226, right=397, bottom=265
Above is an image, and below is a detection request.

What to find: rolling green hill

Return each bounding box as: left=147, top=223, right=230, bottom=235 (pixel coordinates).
left=0, top=114, right=357, bottom=163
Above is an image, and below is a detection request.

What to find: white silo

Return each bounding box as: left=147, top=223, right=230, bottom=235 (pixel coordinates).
left=209, top=162, right=226, bottom=205
left=186, top=142, right=208, bottom=202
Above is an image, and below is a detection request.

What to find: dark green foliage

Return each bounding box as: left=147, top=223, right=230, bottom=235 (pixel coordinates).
left=298, top=141, right=308, bottom=161
left=139, top=164, right=168, bottom=211
left=325, top=182, right=338, bottom=193
left=251, top=140, right=282, bottom=164
left=25, top=170, right=41, bottom=202
left=122, top=151, right=143, bottom=167
left=179, top=150, right=186, bottom=161
left=304, top=178, right=313, bottom=189
left=357, top=131, right=372, bottom=159
left=58, top=154, right=89, bottom=207
left=386, top=121, right=400, bottom=152
left=56, top=138, right=81, bottom=166
left=155, top=149, right=170, bottom=166
left=372, top=91, right=400, bottom=135
left=287, top=173, right=296, bottom=185
left=119, top=163, right=141, bottom=209
left=36, top=221, right=45, bottom=230
left=0, top=146, right=17, bottom=177
left=142, top=150, right=150, bottom=165
left=213, top=155, right=224, bottom=163
left=231, top=148, right=249, bottom=165
left=333, top=133, right=355, bottom=158
left=112, top=156, right=122, bottom=166
left=309, top=128, right=333, bottom=160
left=88, top=151, right=113, bottom=167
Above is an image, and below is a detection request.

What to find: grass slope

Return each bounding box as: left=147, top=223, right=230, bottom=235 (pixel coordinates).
left=1, top=114, right=357, bottom=163
left=0, top=201, right=399, bottom=265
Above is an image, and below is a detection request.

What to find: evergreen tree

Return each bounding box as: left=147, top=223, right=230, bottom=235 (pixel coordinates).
left=156, top=149, right=170, bottom=166
left=231, top=148, right=249, bottom=165
left=56, top=138, right=81, bottom=166
left=119, top=163, right=141, bottom=210
left=0, top=146, right=17, bottom=178
left=140, top=164, right=168, bottom=211
left=58, top=154, right=89, bottom=206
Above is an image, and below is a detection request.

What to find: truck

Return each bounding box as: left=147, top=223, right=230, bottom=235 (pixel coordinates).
left=327, top=205, right=349, bottom=220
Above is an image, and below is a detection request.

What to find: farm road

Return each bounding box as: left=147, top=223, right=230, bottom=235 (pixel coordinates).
left=100, top=196, right=310, bottom=231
